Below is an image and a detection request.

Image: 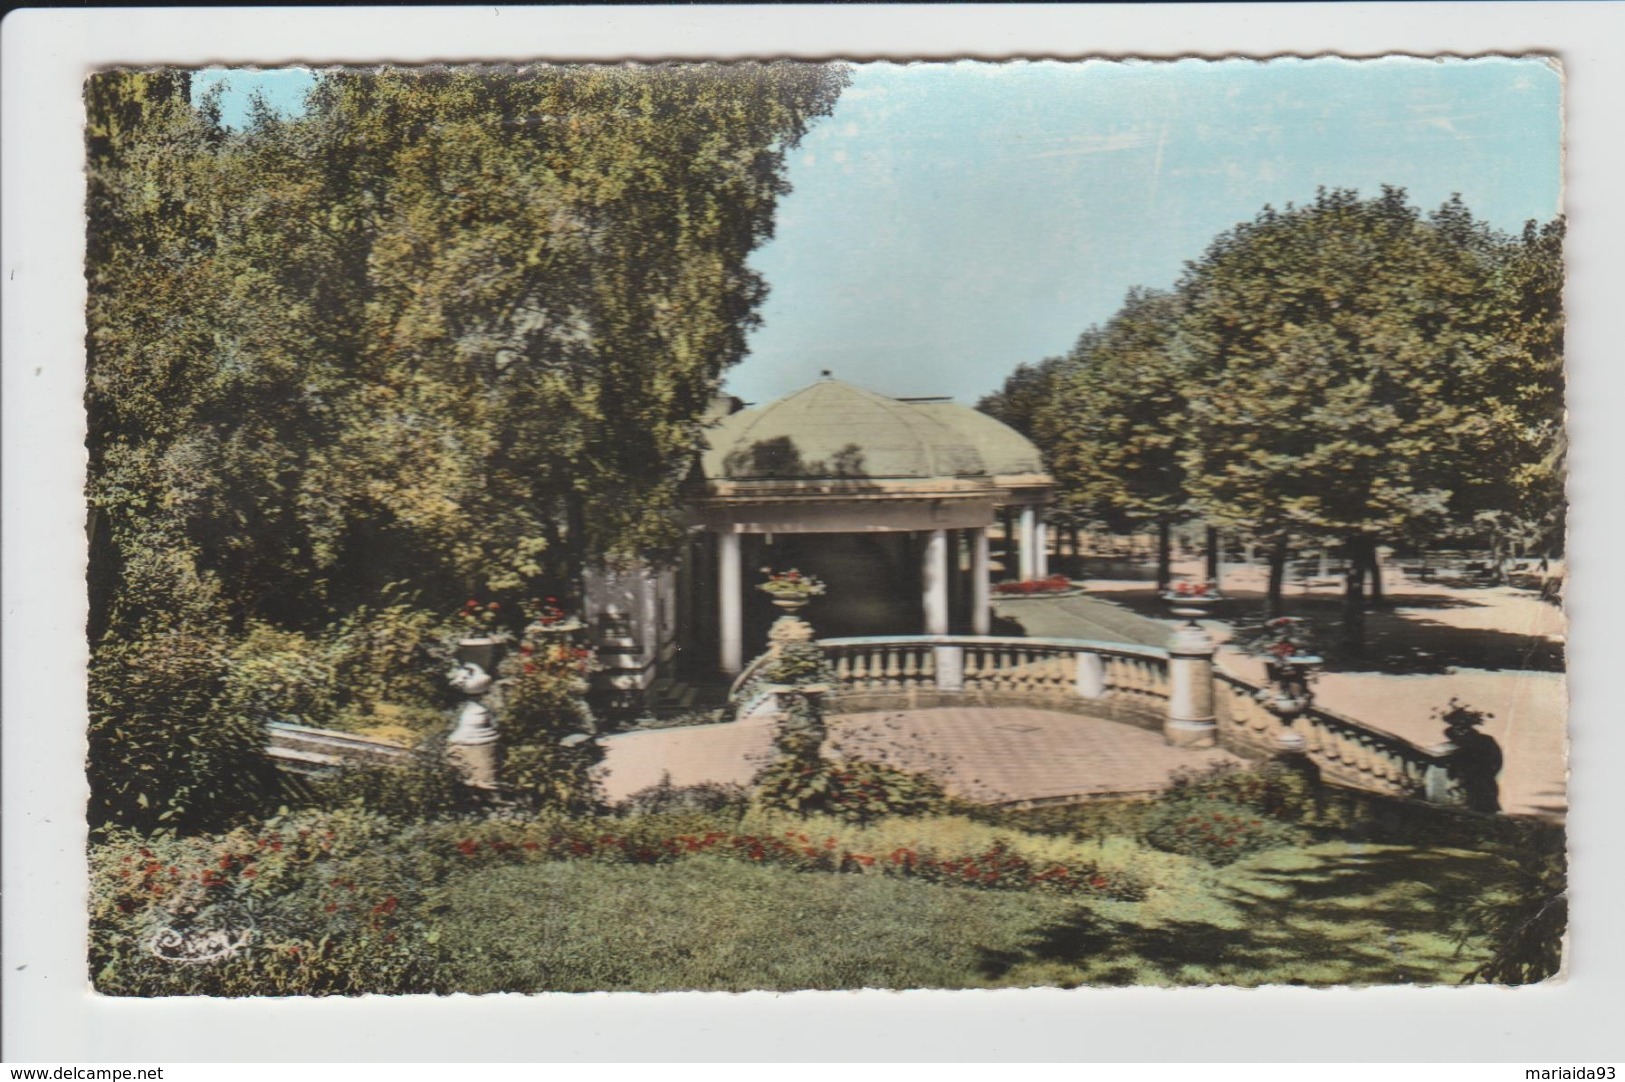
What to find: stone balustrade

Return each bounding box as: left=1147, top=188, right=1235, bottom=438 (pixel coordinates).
left=813, top=635, right=1174, bottom=730
left=1213, top=672, right=1462, bottom=802
left=759, top=634, right=1468, bottom=806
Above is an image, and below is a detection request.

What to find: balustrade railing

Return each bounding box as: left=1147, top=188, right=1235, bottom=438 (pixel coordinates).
left=1213, top=672, right=1460, bottom=802
left=723, top=634, right=1465, bottom=807
left=813, top=635, right=1172, bottom=725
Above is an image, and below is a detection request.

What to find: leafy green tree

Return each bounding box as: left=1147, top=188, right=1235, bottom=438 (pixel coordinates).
left=977, top=354, right=1071, bottom=440
left=1035, top=288, right=1193, bottom=590
left=84, top=64, right=847, bottom=830
left=1175, top=187, right=1560, bottom=642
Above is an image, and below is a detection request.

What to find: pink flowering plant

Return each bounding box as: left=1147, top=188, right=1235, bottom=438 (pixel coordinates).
left=453, top=598, right=509, bottom=638
left=993, top=573, right=1075, bottom=596
left=757, top=567, right=827, bottom=600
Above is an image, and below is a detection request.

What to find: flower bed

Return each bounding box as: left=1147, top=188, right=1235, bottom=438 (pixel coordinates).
left=993, top=574, right=1080, bottom=597
left=441, top=815, right=1149, bottom=901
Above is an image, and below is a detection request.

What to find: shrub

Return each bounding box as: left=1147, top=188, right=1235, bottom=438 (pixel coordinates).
left=619, top=775, right=749, bottom=817
left=88, top=809, right=451, bottom=996
left=1452, top=826, right=1567, bottom=985
left=87, top=630, right=282, bottom=832
left=329, top=600, right=447, bottom=715
left=1141, top=798, right=1307, bottom=866
left=302, top=734, right=471, bottom=820
left=754, top=758, right=945, bottom=824
left=220, top=623, right=340, bottom=726
left=435, top=809, right=1153, bottom=901
left=1164, top=762, right=1317, bottom=822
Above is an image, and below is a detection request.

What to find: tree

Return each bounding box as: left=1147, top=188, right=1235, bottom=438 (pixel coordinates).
left=1176, top=187, right=1561, bottom=642
left=1036, top=288, right=1193, bottom=590
left=84, top=64, right=848, bottom=828
left=977, top=354, right=1071, bottom=439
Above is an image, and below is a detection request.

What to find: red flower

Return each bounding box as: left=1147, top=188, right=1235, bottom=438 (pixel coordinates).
left=372, top=896, right=399, bottom=916
left=456, top=839, right=480, bottom=856
left=243, top=868, right=257, bottom=878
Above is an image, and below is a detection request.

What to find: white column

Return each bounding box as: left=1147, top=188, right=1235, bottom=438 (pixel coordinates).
left=972, top=527, right=991, bottom=635
left=1019, top=505, right=1037, bottom=581
left=718, top=530, right=742, bottom=674
left=922, top=528, right=949, bottom=636
left=1034, top=513, right=1049, bottom=579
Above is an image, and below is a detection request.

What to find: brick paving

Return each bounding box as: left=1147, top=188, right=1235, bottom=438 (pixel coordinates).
left=826, top=707, right=1243, bottom=805
left=596, top=708, right=1240, bottom=806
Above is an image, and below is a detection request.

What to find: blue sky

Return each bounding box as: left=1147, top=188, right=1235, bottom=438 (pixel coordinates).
left=193, top=58, right=1562, bottom=406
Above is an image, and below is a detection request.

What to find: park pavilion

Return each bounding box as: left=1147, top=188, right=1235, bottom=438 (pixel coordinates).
left=582, top=376, right=1055, bottom=704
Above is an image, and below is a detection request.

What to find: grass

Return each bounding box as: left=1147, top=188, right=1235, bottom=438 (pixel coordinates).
left=426, top=840, right=1497, bottom=991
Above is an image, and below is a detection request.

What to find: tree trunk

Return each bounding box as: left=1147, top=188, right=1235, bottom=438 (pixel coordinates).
left=1156, top=520, right=1173, bottom=592
left=1365, top=542, right=1388, bottom=608
left=1205, top=525, right=1220, bottom=587
left=1266, top=536, right=1289, bottom=618
left=1342, top=534, right=1369, bottom=652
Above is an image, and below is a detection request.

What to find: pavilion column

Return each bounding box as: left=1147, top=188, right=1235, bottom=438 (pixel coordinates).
left=1034, top=512, right=1049, bottom=579
left=971, top=526, right=991, bottom=636
left=717, top=530, right=743, bottom=674
left=1019, top=505, right=1038, bottom=582
left=922, top=529, right=949, bottom=636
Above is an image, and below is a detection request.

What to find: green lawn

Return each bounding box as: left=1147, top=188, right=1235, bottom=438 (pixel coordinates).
left=428, top=842, right=1495, bottom=992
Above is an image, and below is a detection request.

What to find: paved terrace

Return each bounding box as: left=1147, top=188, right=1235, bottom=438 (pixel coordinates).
left=596, top=707, right=1242, bottom=807
left=598, top=581, right=1563, bottom=817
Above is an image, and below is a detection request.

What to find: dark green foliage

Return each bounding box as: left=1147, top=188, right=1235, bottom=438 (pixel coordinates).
left=1163, top=761, right=1317, bottom=822
left=303, top=736, right=472, bottom=821
left=1001, top=186, right=1565, bottom=616
left=1452, top=828, right=1567, bottom=985
left=754, top=758, right=946, bottom=824
left=618, top=775, right=750, bottom=817
left=87, top=630, right=282, bottom=833
left=1140, top=798, right=1308, bottom=866
left=84, top=64, right=847, bottom=830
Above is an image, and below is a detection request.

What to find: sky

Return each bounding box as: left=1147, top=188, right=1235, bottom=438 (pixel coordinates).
left=193, top=57, right=1563, bottom=406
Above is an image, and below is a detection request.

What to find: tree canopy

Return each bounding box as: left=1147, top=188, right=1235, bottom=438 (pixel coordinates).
left=986, top=186, right=1564, bottom=619
left=87, top=64, right=847, bottom=639
left=84, top=64, right=846, bottom=830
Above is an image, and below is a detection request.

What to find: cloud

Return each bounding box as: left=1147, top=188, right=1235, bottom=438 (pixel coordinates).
left=1017, top=130, right=1157, bottom=161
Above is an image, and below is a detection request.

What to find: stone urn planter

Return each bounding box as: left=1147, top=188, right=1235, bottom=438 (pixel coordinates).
left=454, top=635, right=505, bottom=674
left=1256, top=654, right=1323, bottom=752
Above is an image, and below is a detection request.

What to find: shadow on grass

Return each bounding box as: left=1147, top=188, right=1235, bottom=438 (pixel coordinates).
left=1079, top=586, right=1563, bottom=675
left=977, top=844, right=1506, bottom=986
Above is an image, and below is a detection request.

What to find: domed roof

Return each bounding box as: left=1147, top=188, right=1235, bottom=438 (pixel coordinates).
left=908, top=400, right=1047, bottom=476
left=700, top=378, right=1042, bottom=483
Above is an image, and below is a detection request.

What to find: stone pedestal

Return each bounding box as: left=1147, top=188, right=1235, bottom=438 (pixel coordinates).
left=447, top=658, right=501, bottom=788
left=446, top=740, right=499, bottom=789
left=1164, top=619, right=1217, bottom=748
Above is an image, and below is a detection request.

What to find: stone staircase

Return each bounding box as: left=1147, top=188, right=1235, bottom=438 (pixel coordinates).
left=264, top=720, right=416, bottom=776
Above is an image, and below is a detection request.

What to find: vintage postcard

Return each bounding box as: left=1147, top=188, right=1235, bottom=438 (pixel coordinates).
left=76, top=54, right=1567, bottom=1000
